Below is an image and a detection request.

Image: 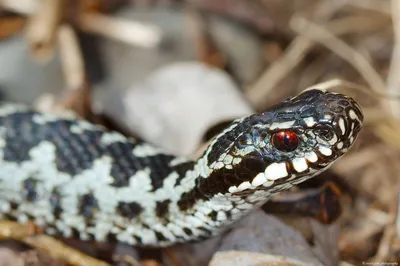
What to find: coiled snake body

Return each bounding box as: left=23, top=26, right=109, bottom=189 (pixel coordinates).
left=0, top=89, right=363, bottom=247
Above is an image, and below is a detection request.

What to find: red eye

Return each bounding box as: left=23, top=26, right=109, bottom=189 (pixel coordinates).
left=271, top=130, right=299, bottom=152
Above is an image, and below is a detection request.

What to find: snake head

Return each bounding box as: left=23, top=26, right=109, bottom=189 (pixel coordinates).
left=204, top=89, right=363, bottom=198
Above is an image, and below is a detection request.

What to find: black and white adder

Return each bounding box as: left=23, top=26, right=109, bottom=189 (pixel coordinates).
left=0, top=89, right=363, bottom=246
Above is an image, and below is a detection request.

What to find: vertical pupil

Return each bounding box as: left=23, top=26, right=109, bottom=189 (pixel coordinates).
left=284, top=134, right=294, bottom=145
left=272, top=130, right=298, bottom=152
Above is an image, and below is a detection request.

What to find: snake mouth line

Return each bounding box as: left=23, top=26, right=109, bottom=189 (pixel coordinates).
left=227, top=155, right=322, bottom=195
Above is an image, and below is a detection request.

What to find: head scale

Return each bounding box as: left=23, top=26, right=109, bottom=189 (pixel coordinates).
left=200, top=89, right=363, bottom=201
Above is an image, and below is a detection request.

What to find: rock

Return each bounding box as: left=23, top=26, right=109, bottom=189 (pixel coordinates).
left=216, top=210, right=324, bottom=266
left=0, top=248, right=23, bottom=266
left=162, top=235, right=222, bottom=266
left=100, top=62, right=252, bottom=155
left=209, top=251, right=314, bottom=266
left=160, top=210, right=329, bottom=266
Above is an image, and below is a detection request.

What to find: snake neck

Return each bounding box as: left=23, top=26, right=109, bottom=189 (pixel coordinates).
left=152, top=167, right=261, bottom=246
left=158, top=158, right=277, bottom=246
left=150, top=121, right=270, bottom=244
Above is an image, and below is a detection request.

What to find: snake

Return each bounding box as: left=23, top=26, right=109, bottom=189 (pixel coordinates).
left=0, top=89, right=363, bottom=247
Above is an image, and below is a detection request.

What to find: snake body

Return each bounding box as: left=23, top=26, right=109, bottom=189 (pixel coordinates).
left=0, top=89, right=363, bottom=247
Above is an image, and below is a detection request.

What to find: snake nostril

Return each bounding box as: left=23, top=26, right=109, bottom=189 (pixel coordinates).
left=314, top=128, right=334, bottom=141
left=338, top=99, right=350, bottom=107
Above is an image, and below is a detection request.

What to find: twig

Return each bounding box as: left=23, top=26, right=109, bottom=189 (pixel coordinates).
left=297, top=14, right=390, bottom=89
left=0, top=0, right=163, bottom=49
left=289, top=16, right=387, bottom=102
left=297, top=53, right=328, bottom=89
left=397, top=193, right=400, bottom=238
left=57, top=24, right=85, bottom=91
left=326, top=14, right=390, bottom=35
left=24, top=0, right=63, bottom=62
left=374, top=119, right=400, bottom=148
left=23, top=235, right=110, bottom=266
left=332, top=144, right=396, bottom=175
left=386, top=0, right=400, bottom=120
left=339, top=208, right=390, bottom=258
left=303, top=79, right=400, bottom=100
left=371, top=224, right=396, bottom=262
left=0, top=0, right=36, bottom=14
left=370, top=195, right=399, bottom=262
left=246, top=1, right=344, bottom=108
left=78, top=12, right=162, bottom=49
left=185, top=9, right=225, bottom=68
left=346, top=0, right=391, bottom=15
left=246, top=3, right=388, bottom=109
left=34, top=24, right=94, bottom=118
left=246, top=37, right=312, bottom=106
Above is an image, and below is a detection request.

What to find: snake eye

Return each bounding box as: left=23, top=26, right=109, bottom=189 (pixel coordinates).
left=271, top=130, right=299, bottom=152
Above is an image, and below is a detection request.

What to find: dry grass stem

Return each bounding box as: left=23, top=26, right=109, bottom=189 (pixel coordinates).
left=24, top=0, right=63, bottom=62
left=339, top=208, right=390, bottom=253
left=23, top=235, right=110, bottom=266
left=288, top=15, right=400, bottom=147
left=79, top=13, right=162, bottom=49
left=247, top=11, right=388, bottom=109
left=246, top=0, right=344, bottom=108
left=346, top=0, right=391, bottom=15
left=57, top=24, right=85, bottom=91
left=332, top=144, right=393, bottom=174
left=0, top=0, right=36, bottom=15
left=185, top=9, right=225, bottom=68
left=386, top=0, right=400, bottom=120
left=370, top=197, right=399, bottom=262
left=397, top=193, right=400, bottom=238
left=373, top=119, right=400, bottom=148
left=0, top=221, right=36, bottom=240
left=371, top=225, right=397, bottom=261
left=326, top=14, right=391, bottom=35
left=305, top=79, right=400, bottom=100
left=0, top=0, right=162, bottom=49
left=290, top=16, right=386, bottom=97
left=246, top=37, right=313, bottom=107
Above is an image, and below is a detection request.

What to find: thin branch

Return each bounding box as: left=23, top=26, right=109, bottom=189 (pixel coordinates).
left=289, top=16, right=387, bottom=104
left=57, top=24, right=85, bottom=91
left=78, top=13, right=162, bottom=49
left=0, top=0, right=163, bottom=49
left=23, top=235, right=110, bottom=266
left=246, top=5, right=388, bottom=109
left=386, top=0, right=400, bottom=120
left=0, top=0, right=37, bottom=14
left=24, top=0, right=63, bottom=62
left=346, top=0, right=391, bottom=15
left=397, top=193, right=400, bottom=238
left=246, top=0, right=343, bottom=108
